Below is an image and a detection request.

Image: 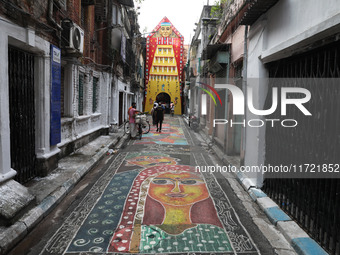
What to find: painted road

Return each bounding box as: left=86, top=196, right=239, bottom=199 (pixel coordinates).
left=37, top=116, right=265, bottom=254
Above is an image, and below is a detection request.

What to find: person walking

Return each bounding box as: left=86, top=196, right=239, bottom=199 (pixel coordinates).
left=150, top=102, right=158, bottom=126
left=154, top=102, right=164, bottom=132
left=128, top=102, right=140, bottom=139
left=170, top=102, right=174, bottom=117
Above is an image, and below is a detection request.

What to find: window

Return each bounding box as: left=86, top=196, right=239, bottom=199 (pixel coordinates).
left=117, top=9, right=122, bottom=25
left=81, top=4, right=86, bottom=27
left=112, top=4, right=117, bottom=24
left=95, top=0, right=108, bottom=22
left=78, top=73, right=84, bottom=116
left=92, top=77, right=99, bottom=113
left=59, top=0, right=67, bottom=9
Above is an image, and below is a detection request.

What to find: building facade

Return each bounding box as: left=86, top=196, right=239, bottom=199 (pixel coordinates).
left=0, top=0, right=143, bottom=225
left=244, top=1, right=340, bottom=253
left=189, top=0, right=340, bottom=253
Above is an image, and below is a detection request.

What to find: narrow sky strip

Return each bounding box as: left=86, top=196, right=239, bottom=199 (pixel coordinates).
left=198, top=82, right=223, bottom=106
left=197, top=87, right=217, bottom=106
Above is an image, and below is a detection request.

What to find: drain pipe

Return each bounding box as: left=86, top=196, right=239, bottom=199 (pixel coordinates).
left=241, top=25, right=248, bottom=166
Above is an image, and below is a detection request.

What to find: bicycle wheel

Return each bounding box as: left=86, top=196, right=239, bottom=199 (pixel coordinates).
left=124, top=121, right=130, bottom=134
left=142, top=121, right=150, bottom=134
left=138, top=124, right=142, bottom=139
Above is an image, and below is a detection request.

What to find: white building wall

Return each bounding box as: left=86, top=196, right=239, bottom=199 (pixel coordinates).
left=99, top=72, right=111, bottom=127
left=110, top=76, right=119, bottom=125
left=261, top=0, right=340, bottom=63
left=59, top=66, right=111, bottom=149
left=0, top=17, right=58, bottom=183
left=245, top=0, right=340, bottom=187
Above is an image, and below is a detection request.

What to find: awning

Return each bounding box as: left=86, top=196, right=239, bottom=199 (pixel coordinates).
left=118, top=0, right=134, bottom=7
left=201, top=44, right=230, bottom=60
left=240, top=0, right=279, bottom=25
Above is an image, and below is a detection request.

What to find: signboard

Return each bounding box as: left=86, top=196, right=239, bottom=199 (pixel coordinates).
left=50, top=45, right=61, bottom=145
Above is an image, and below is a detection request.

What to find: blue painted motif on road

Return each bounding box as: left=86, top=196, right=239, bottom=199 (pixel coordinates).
left=67, top=170, right=139, bottom=253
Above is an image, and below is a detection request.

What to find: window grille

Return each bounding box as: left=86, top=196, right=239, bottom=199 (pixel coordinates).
left=78, top=73, right=84, bottom=116
left=92, top=77, right=99, bottom=113
left=263, top=40, right=340, bottom=255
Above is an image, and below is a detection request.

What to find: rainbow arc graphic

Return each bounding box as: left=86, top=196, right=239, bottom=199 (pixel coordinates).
left=196, top=82, right=223, bottom=106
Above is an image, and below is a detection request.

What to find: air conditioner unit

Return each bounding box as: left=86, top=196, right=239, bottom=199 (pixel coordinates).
left=62, top=20, right=84, bottom=55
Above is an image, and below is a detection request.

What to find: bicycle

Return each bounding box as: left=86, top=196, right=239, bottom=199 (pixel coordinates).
left=124, top=113, right=150, bottom=135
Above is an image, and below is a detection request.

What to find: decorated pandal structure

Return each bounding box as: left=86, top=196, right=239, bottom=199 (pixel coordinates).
left=144, top=17, right=184, bottom=115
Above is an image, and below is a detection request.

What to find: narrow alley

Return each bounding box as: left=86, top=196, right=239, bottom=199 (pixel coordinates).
left=1, top=1, right=339, bottom=255
left=8, top=116, right=292, bottom=255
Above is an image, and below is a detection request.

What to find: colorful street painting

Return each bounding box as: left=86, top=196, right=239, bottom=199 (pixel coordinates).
left=134, top=124, right=188, bottom=145
left=44, top=151, right=258, bottom=254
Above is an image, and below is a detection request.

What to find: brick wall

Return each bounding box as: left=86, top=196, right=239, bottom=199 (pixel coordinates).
left=0, top=0, right=57, bottom=44
left=68, top=0, right=81, bottom=25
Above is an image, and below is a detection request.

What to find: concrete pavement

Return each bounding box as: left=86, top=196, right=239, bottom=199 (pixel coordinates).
left=0, top=128, right=128, bottom=255
left=26, top=116, right=275, bottom=254
left=1, top=116, right=327, bottom=255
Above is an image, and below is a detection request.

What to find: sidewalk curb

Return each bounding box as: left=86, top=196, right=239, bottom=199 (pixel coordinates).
left=249, top=192, right=327, bottom=255
left=194, top=124, right=328, bottom=255
left=230, top=165, right=328, bottom=255
left=0, top=133, right=128, bottom=255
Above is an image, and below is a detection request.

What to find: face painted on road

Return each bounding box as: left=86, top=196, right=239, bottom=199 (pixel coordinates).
left=148, top=171, right=209, bottom=206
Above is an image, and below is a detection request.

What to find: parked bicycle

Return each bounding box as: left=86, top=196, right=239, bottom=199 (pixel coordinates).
left=124, top=113, right=150, bottom=135
left=189, top=113, right=199, bottom=132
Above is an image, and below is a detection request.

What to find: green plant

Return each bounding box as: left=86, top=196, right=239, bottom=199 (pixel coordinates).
left=210, top=0, right=230, bottom=19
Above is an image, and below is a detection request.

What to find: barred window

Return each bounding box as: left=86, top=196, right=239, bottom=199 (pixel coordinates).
left=92, top=77, right=99, bottom=113
left=78, top=73, right=84, bottom=116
